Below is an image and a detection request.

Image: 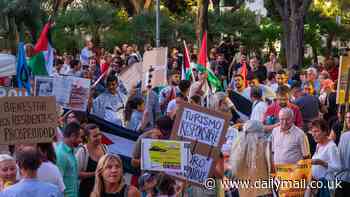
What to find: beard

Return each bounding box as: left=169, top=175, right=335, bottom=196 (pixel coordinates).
left=279, top=102, right=288, bottom=108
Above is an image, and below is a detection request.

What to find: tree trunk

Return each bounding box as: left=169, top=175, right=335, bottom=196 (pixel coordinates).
left=285, top=16, right=304, bottom=68
left=325, top=33, right=334, bottom=58
left=196, top=0, right=209, bottom=45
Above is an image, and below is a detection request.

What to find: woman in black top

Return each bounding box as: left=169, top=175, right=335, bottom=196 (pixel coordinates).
left=76, top=124, right=107, bottom=197
left=90, top=154, right=140, bottom=197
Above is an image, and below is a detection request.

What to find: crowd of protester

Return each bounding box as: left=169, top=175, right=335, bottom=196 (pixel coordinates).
left=0, top=40, right=349, bottom=197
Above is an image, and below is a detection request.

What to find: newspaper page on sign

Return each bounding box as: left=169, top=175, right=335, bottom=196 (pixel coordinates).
left=0, top=96, right=57, bottom=144
left=141, top=139, right=190, bottom=173
left=35, top=76, right=91, bottom=111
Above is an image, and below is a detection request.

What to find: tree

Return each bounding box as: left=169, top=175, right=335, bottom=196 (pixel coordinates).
left=271, top=0, right=312, bottom=68
left=196, top=0, right=209, bottom=44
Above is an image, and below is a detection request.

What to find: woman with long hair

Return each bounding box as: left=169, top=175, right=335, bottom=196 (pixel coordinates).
left=91, top=154, right=140, bottom=197
left=0, top=154, right=17, bottom=191
left=76, top=124, right=107, bottom=197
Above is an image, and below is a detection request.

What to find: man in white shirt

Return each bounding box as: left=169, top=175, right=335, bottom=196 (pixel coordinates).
left=272, top=108, right=310, bottom=165
left=250, top=87, right=267, bottom=122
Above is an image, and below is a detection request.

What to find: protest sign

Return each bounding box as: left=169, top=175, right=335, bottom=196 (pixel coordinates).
left=35, top=76, right=91, bottom=111
left=141, top=139, right=190, bottom=173
left=171, top=102, right=231, bottom=147
left=337, top=51, right=350, bottom=104
left=167, top=152, right=214, bottom=185
left=0, top=96, right=57, bottom=144
left=275, top=159, right=312, bottom=197
left=34, top=76, right=54, bottom=96
left=142, top=47, right=168, bottom=89
left=119, top=62, right=143, bottom=91
left=169, top=102, right=230, bottom=185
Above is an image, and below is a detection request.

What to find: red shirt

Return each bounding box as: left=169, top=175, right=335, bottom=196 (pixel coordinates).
left=263, top=102, right=304, bottom=128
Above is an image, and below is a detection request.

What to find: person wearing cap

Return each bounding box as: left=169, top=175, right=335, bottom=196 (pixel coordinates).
left=159, top=70, right=180, bottom=114
left=230, top=120, right=272, bottom=197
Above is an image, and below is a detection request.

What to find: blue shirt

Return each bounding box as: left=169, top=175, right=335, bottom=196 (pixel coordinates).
left=127, top=110, right=143, bottom=131
left=92, top=91, right=125, bottom=124
left=1, top=179, right=63, bottom=197
left=55, top=143, right=79, bottom=197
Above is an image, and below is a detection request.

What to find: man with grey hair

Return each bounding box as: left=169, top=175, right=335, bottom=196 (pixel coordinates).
left=272, top=107, right=310, bottom=165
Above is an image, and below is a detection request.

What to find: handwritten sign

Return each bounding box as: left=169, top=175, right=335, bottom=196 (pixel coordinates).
left=0, top=96, right=57, bottom=144
left=172, top=102, right=230, bottom=147
left=141, top=139, right=190, bottom=173
left=35, top=76, right=91, bottom=111
left=169, top=102, right=230, bottom=185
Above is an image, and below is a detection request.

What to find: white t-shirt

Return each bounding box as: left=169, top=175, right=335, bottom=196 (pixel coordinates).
left=312, top=141, right=341, bottom=180
left=166, top=99, right=177, bottom=114
left=250, top=100, right=268, bottom=122
left=37, top=161, right=66, bottom=192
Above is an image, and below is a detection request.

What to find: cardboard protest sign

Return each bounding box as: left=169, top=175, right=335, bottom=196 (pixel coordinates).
left=0, top=96, right=57, bottom=144
left=35, top=76, right=91, bottom=111
left=141, top=139, right=190, bottom=173
left=119, top=62, right=143, bottom=91
left=171, top=102, right=231, bottom=147
left=169, top=102, right=231, bottom=185
left=142, top=47, right=168, bottom=89
left=337, top=51, right=350, bottom=104
left=274, top=159, right=312, bottom=197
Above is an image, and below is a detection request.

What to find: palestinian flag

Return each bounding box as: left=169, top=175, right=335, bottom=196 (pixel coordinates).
left=182, top=40, right=192, bottom=80
left=190, top=63, right=223, bottom=92
left=195, top=31, right=223, bottom=92
left=28, top=22, right=54, bottom=76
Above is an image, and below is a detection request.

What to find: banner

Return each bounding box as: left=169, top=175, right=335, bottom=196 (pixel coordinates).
left=35, top=76, right=91, bottom=111
left=275, top=159, right=312, bottom=197
left=0, top=96, right=57, bottom=144
left=141, top=139, right=190, bottom=173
